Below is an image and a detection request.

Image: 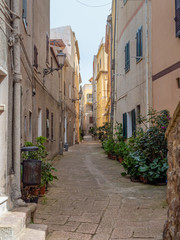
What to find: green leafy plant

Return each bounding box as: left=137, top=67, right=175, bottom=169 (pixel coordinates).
left=121, top=109, right=170, bottom=183
left=103, top=138, right=116, bottom=155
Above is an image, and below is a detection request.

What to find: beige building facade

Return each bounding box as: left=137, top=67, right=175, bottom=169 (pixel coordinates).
left=51, top=26, right=81, bottom=146
left=113, top=0, right=152, bottom=138
left=81, top=82, right=93, bottom=135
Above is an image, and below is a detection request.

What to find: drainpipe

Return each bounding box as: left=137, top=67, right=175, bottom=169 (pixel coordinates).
left=113, top=0, right=117, bottom=130
left=145, top=0, right=149, bottom=127
left=12, top=0, right=22, bottom=205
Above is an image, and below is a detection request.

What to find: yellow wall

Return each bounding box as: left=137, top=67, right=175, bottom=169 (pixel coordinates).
left=96, top=43, right=108, bottom=127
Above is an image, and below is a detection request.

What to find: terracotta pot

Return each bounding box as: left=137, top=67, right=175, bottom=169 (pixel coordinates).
left=118, top=156, right=123, bottom=163
left=39, top=185, right=46, bottom=196
left=111, top=155, right=117, bottom=160
left=108, top=153, right=112, bottom=159
left=139, top=175, right=148, bottom=184
left=30, top=187, right=39, bottom=196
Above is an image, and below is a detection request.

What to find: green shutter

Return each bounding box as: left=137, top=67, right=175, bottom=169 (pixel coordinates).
left=123, top=113, right=127, bottom=139
left=131, top=109, right=136, bottom=135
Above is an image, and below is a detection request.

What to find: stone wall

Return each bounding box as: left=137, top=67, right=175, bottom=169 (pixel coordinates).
left=163, top=101, right=180, bottom=239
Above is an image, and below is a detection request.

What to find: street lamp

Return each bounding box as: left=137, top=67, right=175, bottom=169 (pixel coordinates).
left=43, top=50, right=66, bottom=77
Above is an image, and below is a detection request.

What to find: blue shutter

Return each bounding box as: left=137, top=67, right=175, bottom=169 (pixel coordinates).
left=123, top=113, right=127, bottom=139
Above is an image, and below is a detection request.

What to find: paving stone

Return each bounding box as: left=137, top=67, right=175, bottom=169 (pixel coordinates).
left=34, top=139, right=167, bottom=240
left=76, top=222, right=98, bottom=234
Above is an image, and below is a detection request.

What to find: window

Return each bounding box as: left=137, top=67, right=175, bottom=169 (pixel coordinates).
left=22, top=0, right=27, bottom=28
left=34, top=45, right=38, bottom=68
left=89, top=116, right=93, bottom=124
left=46, top=108, right=49, bottom=138
left=123, top=113, right=127, bottom=139
left=51, top=57, right=53, bottom=69
left=24, top=116, right=27, bottom=137
left=136, top=105, right=141, bottom=122
left=125, top=42, right=130, bottom=73
left=131, top=109, right=136, bottom=135
left=123, top=0, right=128, bottom=5
left=46, top=33, right=49, bottom=63
left=29, top=111, right=32, bottom=141
left=175, top=0, right=180, bottom=37
left=51, top=113, right=54, bottom=140
left=123, top=109, right=136, bottom=139
left=136, top=26, right=143, bottom=62
left=38, top=109, right=42, bottom=137
left=69, top=84, right=71, bottom=99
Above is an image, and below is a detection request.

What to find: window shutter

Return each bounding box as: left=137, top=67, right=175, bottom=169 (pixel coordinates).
left=175, top=0, right=180, bottom=37
left=34, top=45, right=38, bottom=68
left=127, top=42, right=130, bottom=70
left=22, top=0, right=27, bottom=19
left=46, top=33, right=49, bottom=63
left=140, top=26, right=143, bottom=57
left=136, top=31, right=138, bottom=61
left=123, top=113, right=127, bottom=139
left=131, top=109, right=136, bottom=135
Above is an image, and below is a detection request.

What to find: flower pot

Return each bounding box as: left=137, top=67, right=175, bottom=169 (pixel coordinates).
left=111, top=155, right=117, bottom=160
left=117, top=156, right=123, bottom=163
left=30, top=187, right=40, bottom=196
left=139, top=175, right=148, bottom=184
left=108, top=153, right=112, bottom=159
left=39, top=185, right=46, bottom=196
left=30, top=196, right=39, bottom=203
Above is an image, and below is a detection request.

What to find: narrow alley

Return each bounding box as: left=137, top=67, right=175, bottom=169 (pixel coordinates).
left=34, top=137, right=167, bottom=240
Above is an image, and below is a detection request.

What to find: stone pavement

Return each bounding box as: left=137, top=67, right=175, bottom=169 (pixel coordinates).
left=34, top=137, right=167, bottom=240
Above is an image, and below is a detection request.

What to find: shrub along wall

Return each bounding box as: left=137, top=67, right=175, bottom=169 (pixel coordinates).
left=163, top=102, right=180, bottom=239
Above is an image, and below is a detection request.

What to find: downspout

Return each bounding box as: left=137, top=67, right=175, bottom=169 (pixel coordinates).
left=113, top=0, right=117, bottom=129
left=145, top=0, right=149, bottom=127
left=12, top=0, right=22, bottom=205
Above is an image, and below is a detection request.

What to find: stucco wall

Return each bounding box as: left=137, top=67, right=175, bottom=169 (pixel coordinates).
left=115, top=0, right=152, bottom=125
left=152, top=0, right=180, bottom=115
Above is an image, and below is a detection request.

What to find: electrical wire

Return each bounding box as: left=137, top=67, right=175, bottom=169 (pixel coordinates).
left=74, top=0, right=111, bottom=8
left=2, top=0, right=20, bottom=18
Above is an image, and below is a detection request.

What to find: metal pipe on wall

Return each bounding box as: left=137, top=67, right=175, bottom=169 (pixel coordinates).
left=12, top=0, right=22, bottom=205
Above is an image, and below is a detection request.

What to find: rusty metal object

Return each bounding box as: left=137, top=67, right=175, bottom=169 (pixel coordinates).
left=23, top=159, right=41, bottom=185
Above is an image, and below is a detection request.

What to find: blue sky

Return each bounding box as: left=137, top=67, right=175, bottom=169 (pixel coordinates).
left=50, top=0, right=111, bottom=84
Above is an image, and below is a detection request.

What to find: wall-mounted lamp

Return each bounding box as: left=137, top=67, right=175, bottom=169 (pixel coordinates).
left=43, top=51, right=66, bottom=77
left=72, top=88, right=83, bottom=102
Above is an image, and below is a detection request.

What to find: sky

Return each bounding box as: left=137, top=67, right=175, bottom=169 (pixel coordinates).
left=50, top=0, right=111, bottom=85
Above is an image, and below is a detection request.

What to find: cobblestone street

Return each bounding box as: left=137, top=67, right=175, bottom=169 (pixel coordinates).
left=34, top=137, right=167, bottom=240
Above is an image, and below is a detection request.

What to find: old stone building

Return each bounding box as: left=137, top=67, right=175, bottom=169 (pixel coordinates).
left=163, top=101, right=180, bottom=239
left=51, top=26, right=81, bottom=147
left=80, top=81, right=93, bottom=135
left=20, top=0, right=66, bottom=160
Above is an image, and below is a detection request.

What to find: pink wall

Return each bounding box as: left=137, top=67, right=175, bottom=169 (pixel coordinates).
left=152, top=0, right=180, bottom=115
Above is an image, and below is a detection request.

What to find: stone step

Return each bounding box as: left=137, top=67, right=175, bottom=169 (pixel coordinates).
left=0, top=203, right=48, bottom=240
left=19, top=224, right=48, bottom=240
left=0, top=211, right=26, bottom=240
left=0, top=196, right=8, bottom=214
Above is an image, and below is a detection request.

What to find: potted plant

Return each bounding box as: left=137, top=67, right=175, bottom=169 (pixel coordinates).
left=114, top=141, right=126, bottom=163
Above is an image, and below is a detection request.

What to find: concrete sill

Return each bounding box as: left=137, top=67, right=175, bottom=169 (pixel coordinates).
left=0, top=66, right=7, bottom=83
left=0, top=104, right=5, bottom=112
